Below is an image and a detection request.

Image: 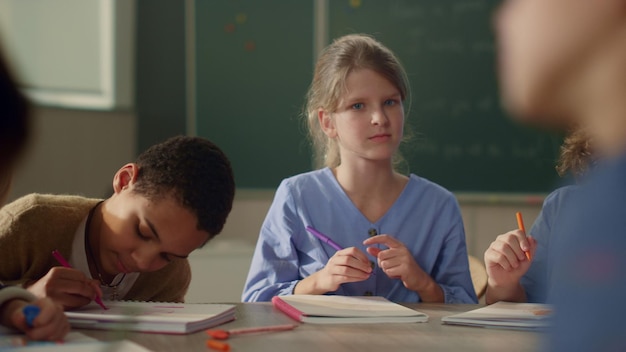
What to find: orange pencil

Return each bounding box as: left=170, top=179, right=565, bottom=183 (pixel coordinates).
left=516, top=212, right=531, bottom=261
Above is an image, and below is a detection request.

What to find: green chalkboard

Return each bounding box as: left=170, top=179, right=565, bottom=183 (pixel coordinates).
left=195, top=0, right=562, bottom=192
left=194, top=0, right=313, bottom=189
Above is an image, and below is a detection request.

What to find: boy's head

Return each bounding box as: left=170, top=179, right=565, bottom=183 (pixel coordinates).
left=130, top=135, right=235, bottom=240
left=96, top=136, right=235, bottom=276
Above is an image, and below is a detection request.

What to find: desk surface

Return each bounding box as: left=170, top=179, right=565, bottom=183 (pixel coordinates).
left=82, top=303, right=544, bottom=352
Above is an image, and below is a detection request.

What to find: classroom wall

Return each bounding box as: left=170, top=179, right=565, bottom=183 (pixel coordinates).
left=8, top=107, right=136, bottom=201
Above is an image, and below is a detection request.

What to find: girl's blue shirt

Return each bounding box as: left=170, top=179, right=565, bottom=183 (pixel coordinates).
left=242, top=168, right=477, bottom=303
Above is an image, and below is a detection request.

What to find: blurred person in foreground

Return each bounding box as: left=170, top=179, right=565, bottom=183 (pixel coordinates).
left=495, top=0, right=626, bottom=350
left=0, top=42, right=69, bottom=340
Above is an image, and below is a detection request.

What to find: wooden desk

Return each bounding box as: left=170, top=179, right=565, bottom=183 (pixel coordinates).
left=82, top=303, right=543, bottom=352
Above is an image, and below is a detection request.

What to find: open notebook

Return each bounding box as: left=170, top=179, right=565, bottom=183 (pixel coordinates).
left=272, top=295, right=428, bottom=324
left=65, top=301, right=236, bottom=334
left=442, top=301, right=553, bottom=330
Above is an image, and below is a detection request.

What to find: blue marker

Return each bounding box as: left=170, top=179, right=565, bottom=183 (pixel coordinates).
left=22, top=305, right=40, bottom=327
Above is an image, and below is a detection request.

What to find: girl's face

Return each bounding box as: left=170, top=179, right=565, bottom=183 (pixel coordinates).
left=495, top=0, right=623, bottom=126
left=97, top=165, right=209, bottom=277
left=320, top=68, right=404, bottom=166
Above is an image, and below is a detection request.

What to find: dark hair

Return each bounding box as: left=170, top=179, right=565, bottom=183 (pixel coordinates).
left=0, top=43, right=30, bottom=172
left=132, top=136, right=235, bottom=240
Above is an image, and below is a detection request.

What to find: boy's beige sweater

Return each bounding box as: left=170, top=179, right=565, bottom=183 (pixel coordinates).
left=0, top=194, right=191, bottom=302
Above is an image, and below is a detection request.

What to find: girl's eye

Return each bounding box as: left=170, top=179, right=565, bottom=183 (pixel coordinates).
left=384, top=99, right=397, bottom=106
left=351, top=103, right=364, bottom=110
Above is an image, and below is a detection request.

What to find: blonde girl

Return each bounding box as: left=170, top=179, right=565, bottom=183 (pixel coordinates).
left=242, top=34, right=476, bottom=304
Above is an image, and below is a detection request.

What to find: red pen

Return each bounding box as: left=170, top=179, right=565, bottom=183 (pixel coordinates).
left=51, top=250, right=108, bottom=310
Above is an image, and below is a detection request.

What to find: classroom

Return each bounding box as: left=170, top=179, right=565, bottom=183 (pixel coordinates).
left=1, top=0, right=620, bottom=351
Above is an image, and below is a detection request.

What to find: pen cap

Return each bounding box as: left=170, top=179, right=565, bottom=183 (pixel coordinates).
left=206, top=329, right=230, bottom=340
left=23, top=305, right=40, bottom=327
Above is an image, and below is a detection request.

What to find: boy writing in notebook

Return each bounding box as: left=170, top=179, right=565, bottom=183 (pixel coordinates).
left=0, top=43, right=69, bottom=340
left=242, top=34, right=476, bottom=304
left=494, top=0, right=626, bottom=349
left=0, top=135, right=235, bottom=308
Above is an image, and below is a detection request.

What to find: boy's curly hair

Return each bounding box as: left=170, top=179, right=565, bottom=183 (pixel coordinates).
left=132, top=136, right=235, bottom=240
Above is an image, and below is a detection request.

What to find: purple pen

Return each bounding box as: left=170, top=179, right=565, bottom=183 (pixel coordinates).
left=305, top=226, right=343, bottom=251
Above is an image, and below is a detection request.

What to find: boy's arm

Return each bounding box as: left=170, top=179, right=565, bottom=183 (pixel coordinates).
left=0, top=197, right=72, bottom=288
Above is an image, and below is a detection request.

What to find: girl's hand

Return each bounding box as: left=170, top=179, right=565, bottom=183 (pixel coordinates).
left=363, top=234, right=444, bottom=302
left=295, top=247, right=372, bottom=295
left=363, top=234, right=423, bottom=290
left=26, top=267, right=103, bottom=310
left=7, top=297, right=69, bottom=341
left=484, top=229, right=537, bottom=288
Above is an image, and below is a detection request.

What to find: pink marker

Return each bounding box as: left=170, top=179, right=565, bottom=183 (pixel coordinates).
left=52, top=250, right=108, bottom=310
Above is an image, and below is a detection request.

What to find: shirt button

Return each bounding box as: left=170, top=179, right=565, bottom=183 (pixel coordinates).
left=364, top=291, right=373, bottom=296
left=370, top=261, right=376, bottom=270
left=368, top=228, right=378, bottom=237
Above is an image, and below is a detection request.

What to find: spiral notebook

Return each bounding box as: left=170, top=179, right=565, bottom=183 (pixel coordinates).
left=271, top=295, right=428, bottom=324
left=65, top=301, right=236, bottom=334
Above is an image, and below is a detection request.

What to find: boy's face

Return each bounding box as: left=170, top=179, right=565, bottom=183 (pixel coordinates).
left=96, top=165, right=209, bottom=276
left=495, top=0, right=623, bottom=127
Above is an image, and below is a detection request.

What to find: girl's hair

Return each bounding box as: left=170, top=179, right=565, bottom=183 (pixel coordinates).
left=304, top=34, right=410, bottom=169
left=556, top=127, right=593, bottom=178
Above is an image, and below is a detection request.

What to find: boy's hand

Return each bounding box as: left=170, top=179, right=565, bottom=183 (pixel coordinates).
left=26, top=267, right=102, bottom=309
